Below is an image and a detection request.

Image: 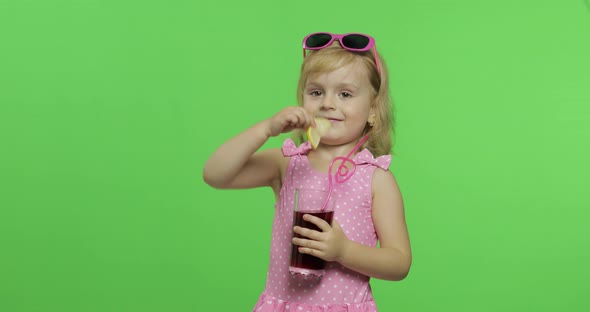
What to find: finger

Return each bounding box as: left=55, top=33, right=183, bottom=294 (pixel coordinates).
left=331, top=220, right=342, bottom=231
left=302, top=107, right=314, bottom=122
left=303, top=214, right=332, bottom=232
left=283, top=112, right=302, bottom=130
left=287, top=114, right=300, bottom=126
left=297, top=247, right=325, bottom=259
left=302, top=109, right=314, bottom=128
left=291, top=107, right=311, bottom=129
left=292, top=237, right=323, bottom=250
left=281, top=120, right=296, bottom=134
left=293, top=226, right=322, bottom=241
left=294, top=109, right=311, bottom=129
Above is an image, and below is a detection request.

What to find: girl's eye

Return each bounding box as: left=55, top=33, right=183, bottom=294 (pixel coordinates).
left=340, top=92, right=352, bottom=98
left=310, top=91, right=322, bottom=96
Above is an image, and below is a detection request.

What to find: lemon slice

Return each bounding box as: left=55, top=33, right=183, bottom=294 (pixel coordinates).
left=306, top=117, right=331, bottom=149
left=314, top=117, right=331, bottom=136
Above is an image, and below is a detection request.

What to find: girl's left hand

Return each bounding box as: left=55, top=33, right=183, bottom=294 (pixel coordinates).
left=292, top=215, right=350, bottom=263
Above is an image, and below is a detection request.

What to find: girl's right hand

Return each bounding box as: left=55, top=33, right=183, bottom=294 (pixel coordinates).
left=267, top=106, right=313, bottom=137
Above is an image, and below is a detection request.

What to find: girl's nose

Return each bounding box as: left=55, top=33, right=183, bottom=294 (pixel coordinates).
left=320, top=97, right=336, bottom=110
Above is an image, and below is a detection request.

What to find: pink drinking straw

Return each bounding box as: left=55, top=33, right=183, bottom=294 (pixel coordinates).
left=321, top=135, right=369, bottom=210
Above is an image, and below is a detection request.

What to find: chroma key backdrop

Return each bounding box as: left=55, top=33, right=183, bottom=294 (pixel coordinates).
left=1, top=0, right=589, bottom=311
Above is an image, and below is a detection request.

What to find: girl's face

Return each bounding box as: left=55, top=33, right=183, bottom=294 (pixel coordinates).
left=303, top=60, right=375, bottom=147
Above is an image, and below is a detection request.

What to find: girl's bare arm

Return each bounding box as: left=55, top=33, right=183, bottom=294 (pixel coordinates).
left=203, top=107, right=313, bottom=190
left=338, top=169, right=412, bottom=280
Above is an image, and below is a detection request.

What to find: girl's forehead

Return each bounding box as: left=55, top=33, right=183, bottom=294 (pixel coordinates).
left=306, top=61, right=370, bottom=85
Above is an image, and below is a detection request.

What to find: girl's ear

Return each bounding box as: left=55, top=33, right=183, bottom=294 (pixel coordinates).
left=368, top=107, right=376, bottom=126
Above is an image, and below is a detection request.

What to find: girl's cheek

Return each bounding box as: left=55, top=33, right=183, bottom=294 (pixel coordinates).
left=304, top=97, right=321, bottom=106
left=302, top=100, right=315, bottom=109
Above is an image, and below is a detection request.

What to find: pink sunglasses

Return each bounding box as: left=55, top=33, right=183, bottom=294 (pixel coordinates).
left=302, top=32, right=381, bottom=75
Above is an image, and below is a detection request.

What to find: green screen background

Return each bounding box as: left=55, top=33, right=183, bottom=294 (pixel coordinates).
left=1, top=0, right=589, bottom=311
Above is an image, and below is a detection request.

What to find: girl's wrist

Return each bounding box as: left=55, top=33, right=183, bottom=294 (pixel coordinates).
left=336, top=239, right=353, bottom=264
left=259, top=119, right=274, bottom=138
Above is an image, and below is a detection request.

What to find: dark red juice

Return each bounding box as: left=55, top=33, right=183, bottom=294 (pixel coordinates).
left=290, top=210, right=334, bottom=270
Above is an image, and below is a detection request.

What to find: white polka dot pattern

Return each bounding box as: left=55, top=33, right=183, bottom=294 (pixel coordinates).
left=253, top=140, right=389, bottom=311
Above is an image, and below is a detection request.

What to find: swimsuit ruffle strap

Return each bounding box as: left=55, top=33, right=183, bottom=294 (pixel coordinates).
left=281, top=138, right=312, bottom=157
left=352, top=149, right=392, bottom=170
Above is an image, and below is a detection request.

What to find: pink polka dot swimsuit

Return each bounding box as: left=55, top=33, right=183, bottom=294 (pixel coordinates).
left=253, top=139, right=391, bottom=312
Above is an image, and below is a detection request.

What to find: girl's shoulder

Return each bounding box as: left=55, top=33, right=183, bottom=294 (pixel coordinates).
left=370, top=163, right=399, bottom=199
left=353, top=149, right=396, bottom=195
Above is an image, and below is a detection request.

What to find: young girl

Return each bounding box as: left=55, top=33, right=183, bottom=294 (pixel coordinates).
left=203, top=32, right=411, bottom=311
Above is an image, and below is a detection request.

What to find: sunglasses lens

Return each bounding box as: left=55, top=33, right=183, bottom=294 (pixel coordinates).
left=306, top=33, right=333, bottom=48
left=342, top=34, right=370, bottom=50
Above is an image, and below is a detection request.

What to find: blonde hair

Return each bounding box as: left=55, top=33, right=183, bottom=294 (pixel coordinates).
left=295, top=42, right=395, bottom=156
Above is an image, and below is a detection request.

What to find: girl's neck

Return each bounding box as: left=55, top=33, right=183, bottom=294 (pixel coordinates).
left=309, top=137, right=366, bottom=162
left=306, top=136, right=368, bottom=175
